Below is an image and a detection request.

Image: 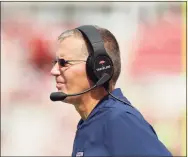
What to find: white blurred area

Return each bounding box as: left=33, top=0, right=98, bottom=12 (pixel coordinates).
left=1, top=2, right=186, bottom=156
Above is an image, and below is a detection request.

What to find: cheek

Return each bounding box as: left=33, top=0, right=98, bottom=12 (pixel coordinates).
left=65, top=65, right=90, bottom=89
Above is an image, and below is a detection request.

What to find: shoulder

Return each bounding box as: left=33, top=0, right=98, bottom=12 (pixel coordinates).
left=103, top=101, right=157, bottom=137
left=104, top=99, right=146, bottom=124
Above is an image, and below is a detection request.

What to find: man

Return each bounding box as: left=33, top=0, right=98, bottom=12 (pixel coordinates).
left=50, top=25, right=172, bottom=156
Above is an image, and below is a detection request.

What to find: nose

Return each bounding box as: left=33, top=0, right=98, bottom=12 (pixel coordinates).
left=51, top=63, right=61, bottom=76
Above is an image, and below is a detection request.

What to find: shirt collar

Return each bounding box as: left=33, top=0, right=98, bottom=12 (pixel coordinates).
left=77, top=88, right=130, bottom=129
left=111, top=88, right=124, bottom=97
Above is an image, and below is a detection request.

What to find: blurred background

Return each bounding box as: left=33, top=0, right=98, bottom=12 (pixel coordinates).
left=1, top=1, right=186, bottom=156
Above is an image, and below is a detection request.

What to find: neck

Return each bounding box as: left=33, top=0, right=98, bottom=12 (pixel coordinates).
left=74, top=87, right=109, bottom=120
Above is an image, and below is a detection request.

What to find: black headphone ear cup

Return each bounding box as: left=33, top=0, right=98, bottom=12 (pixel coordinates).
left=94, top=55, right=113, bottom=78
left=86, top=55, right=98, bottom=83
left=86, top=54, right=114, bottom=85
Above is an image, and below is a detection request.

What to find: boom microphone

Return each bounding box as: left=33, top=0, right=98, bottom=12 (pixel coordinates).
left=50, top=73, right=110, bottom=101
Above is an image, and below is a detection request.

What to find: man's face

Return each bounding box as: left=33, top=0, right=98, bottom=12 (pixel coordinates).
left=51, top=36, right=91, bottom=104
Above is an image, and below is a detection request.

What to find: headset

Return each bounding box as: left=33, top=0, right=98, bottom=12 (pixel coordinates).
left=50, top=25, right=130, bottom=106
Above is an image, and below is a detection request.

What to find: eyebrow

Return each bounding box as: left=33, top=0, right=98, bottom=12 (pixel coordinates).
left=56, top=57, right=65, bottom=60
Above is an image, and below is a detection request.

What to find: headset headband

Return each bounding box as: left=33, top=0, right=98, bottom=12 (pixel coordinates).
left=76, top=25, right=106, bottom=57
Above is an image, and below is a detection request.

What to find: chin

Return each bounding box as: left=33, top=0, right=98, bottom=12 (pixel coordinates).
left=62, top=95, right=81, bottom=105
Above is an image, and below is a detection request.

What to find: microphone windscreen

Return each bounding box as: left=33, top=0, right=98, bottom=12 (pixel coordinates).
left=50, top=92, right=67, bottom=101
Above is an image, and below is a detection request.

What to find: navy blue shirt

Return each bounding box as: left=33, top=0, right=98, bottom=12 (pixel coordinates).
left=72, top=88, right=172, bottom=156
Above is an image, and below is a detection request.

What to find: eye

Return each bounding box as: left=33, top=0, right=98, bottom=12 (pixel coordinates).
left=58, top=58, right=68, bottom=67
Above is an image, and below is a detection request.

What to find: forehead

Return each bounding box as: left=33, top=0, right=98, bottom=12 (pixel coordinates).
left=56, top=36, right=84, bottom=59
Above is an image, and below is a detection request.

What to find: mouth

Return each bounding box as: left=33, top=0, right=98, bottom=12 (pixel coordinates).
left=56, top=82, right=64, bottom=90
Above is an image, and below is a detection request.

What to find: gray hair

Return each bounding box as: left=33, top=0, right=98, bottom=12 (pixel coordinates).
left=58, top=29, right=88, bottom=59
